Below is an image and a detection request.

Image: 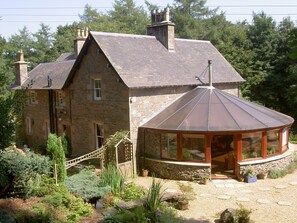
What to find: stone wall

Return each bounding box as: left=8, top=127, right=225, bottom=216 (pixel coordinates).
left=238, top=152, right=294, bottom=176
left=23, top=90, right=50, bottom=147
left=68, top=40, right=130, bottom=156
left=144, top=158, right=211, bottom=180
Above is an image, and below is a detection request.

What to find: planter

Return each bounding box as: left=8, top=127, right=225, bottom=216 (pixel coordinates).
left=257, top=172, right=268, bottom=180
left=177, top=200, right=189, bottom=210
left=142, top=169, right=149, bottom=177
left=201, top=178, right=209, bottom=185
left=244, top=176, right=257, bottom=183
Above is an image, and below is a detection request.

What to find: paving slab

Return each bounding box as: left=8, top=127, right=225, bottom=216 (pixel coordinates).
left=258, top=187, right=271, bottom=191
left=199, top=193, right=212, bottom=197
left=274, top=185, right=287, bottom=189
left=242, top=189, right=253, bottom=193
left=257, top=199, right=270, bottom=204
left=225, top=183, right=235, bottom=188
left=217, top=195, right=231, bottom=200
left=215, top=184, right=225, bottom=188
left=236, top=197, right=250, bottom=202
left=289, top=181, right=297, bottom=186
left=277, top=201, right=292, bottom=206
left=225, top=191, right=236, bottom=196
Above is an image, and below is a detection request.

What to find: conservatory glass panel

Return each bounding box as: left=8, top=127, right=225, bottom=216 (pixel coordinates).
left=161, top=133, right=177, bottom=160
left=267, top=129, right=280, bottom=155
left=181, top=134, right=205, bottom=161
left=242, top=132, right=262, bottom=160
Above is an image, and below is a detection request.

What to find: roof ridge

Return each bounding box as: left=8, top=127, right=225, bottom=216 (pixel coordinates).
left=175, top=38, right=210, bottom=43
left=90, top=31, right=155, bottom=39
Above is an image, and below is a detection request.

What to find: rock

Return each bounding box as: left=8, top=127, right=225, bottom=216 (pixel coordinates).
left=220, top=208, right=236, bottom=223
left=95, top=199, right=104, bottom=210
left=102, top=208, right=117, bottom=217
left=162, top=189, right=183, bottom=202
left=116, top=198, right=146, bottom=210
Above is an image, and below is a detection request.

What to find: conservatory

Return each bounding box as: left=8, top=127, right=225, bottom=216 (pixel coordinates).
left=139, top=86, right=294, bottom=180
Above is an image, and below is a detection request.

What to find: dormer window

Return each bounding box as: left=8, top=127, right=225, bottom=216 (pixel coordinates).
left=93, top=79, right=102, bottom=100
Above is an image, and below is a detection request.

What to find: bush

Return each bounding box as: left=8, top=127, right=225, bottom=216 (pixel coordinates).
left=47, top=133, right=67, bottom=183
left=268, top=168, right=288, bottom=179
left=99, top=164, right=125, bottom=195
left=66, top=169, right=111, bottom=201
left=120, top=183, right=145, bottom=201
left=145, top=178, right=163, bottom=222
left=40, top=188, right=93, bottom=223
left=0, top=147, right=51, bottom=197
left=104, top=206, right=150, bottom=223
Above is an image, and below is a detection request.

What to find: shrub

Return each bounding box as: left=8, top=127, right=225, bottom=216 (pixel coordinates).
left=120, top=183, right=145, bottom=201
left=46, top=133, right=66, bottom=183
left=268, top=168, right=288, bottom=179
left=145, top=178, right=163, bottom=222
left=41, top=188, right=93, bottom=223
left=66, top=169, right=111, bottom=201
left=234, top=204, right=252, bottom=223
left=99, top=164, right=125, bottom=195
left=0, top=147, right=51, bottom=197
left=61, top=132, right=72, bottom=158
left=104, top=206, right=150, bottom=223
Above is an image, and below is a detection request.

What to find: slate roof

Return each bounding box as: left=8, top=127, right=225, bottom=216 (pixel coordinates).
left=141, top=86, right=294, bottom=132
left=20, top=60, right=74, bottom=90
left=21, top=31, right=244, bottom=90
left=88, top=32, right=244, bottom=88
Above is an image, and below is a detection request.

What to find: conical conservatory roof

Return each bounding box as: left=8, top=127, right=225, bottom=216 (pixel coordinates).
left=141, top=87, right=294, bottom=132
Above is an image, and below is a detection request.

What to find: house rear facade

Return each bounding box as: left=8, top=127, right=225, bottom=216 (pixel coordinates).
left=13, top=9, right=244, bottom=164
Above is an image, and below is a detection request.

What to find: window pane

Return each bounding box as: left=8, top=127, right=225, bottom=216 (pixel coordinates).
left=161, top=133, right=177, bottom=160
left=94, top=80, right=99, bottom=88
left=242, top=132, right=262, bottom=159
left=182, top=134, right=205, bottom=161
left=267, top=130, right=280, bottom=155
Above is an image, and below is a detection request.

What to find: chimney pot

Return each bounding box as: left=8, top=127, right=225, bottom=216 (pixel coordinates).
left=15, top=49, right=28, bottom=86
left=147, top=8, right=175, bottom=51
left=74, top=27, right=88, bottom=56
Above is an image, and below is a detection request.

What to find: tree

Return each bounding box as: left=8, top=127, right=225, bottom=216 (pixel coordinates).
left=32, top=24, right=58, bottom=64
left=245, top=12, right=278, bottom=104
left=170, top=0, right=218, bottom=39
left=54, top=23, right=78, bottom=54
left=46, top=133, right=66, bottom=183
left=109, top=0, right=149, bottom=34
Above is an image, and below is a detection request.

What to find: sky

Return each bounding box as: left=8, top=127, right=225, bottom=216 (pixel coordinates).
left=1, top=0, right=297, bottom=39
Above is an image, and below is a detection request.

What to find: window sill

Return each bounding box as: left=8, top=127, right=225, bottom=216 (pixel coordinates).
left=144, top=157, right=210, bottom=167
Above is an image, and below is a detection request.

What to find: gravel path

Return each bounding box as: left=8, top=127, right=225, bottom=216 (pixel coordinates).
left=132, top=145, right=297, bottom=223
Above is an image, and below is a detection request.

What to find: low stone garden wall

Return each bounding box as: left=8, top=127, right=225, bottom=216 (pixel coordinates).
left=143, top=158, right=210, bottom=181
left=238, top=151, right=294, bottom=176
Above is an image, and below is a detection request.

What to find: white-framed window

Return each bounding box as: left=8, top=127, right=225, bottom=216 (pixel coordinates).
left=56, top=91, right=65, bottom=107
left=93, top=79, right=102, bottom=100
left=29, top=91, right=37, bottom=105
left=95, top=123, right=104, bottom=149
left=26, top=117, right=33, bottom=134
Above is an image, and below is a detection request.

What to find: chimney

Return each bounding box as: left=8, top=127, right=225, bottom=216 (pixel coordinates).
left=74, top=27, right=88, bottom=56
left=14, top=50, right=28, bottom=86
left=147, top=8, right=175, bottom=51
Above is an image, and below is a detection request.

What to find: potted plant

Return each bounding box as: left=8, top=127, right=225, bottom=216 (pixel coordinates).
left=142, top=168, right=149, bottom=177
left=257, top=171, right=268, bottom=180
left=177, top=195, right=189, bottom=210
left=200, top=173, right=210, bottom=185
left=243, top=166, right=257, bottom=183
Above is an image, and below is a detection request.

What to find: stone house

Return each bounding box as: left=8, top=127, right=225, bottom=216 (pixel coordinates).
left=13, top=9, right=244, bottom=173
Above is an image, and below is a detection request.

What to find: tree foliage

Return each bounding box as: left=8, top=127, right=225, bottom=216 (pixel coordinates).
left=46, top=133, right=66, bottom=183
